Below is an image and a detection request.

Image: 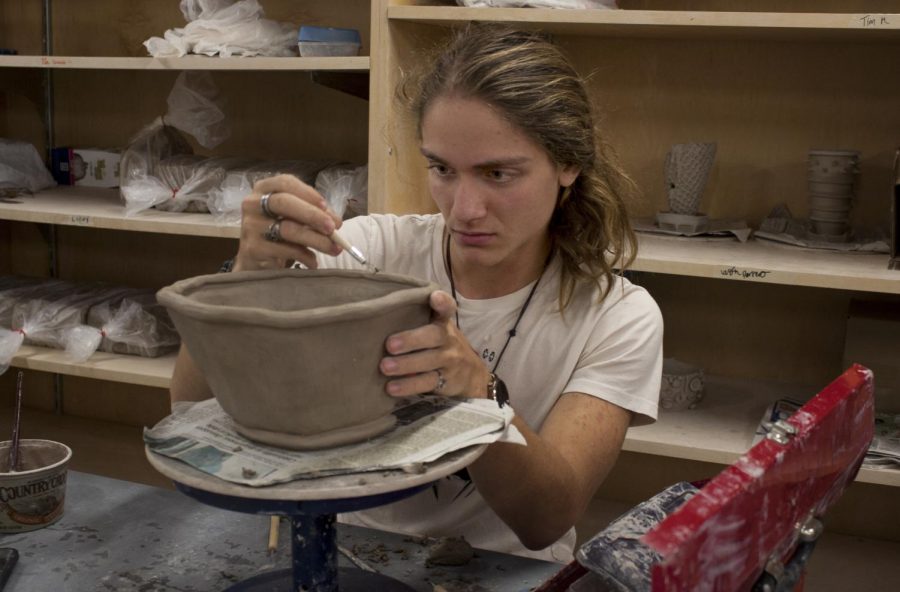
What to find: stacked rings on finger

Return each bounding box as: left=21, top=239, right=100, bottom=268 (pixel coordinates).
left=264, top=220, right=283, bottom=243
left=434, top=369, right=447, bottom=393
left=260, top=192, right=277, bottom=219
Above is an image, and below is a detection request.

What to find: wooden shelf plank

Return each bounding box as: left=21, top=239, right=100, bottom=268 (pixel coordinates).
left=0, top=186, right=240, bottom=238
left=632, top=234, right=900, bottom=294
left=0, top=55, right=370, bottom=71
left=388, top=7, right=900, bottom=40
left=3, top=190, right=897, bottom=292
left=11, top=345, right=175, bottom=390
left=11, top=346, right=897, bottom=488
left=624, top=374, right=899, bottom=487
left=0, top=406, right=171, bottom=488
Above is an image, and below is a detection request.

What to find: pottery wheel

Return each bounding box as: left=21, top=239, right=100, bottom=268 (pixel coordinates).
left=146, top=445, right=487, bottom=592
left=146, top=444, right=485, bottom=501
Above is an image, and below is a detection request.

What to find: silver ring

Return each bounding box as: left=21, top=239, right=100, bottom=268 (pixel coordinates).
left=434, top=369, right=446, bottom=393
left=260, top=192, right=277, bottom=219
left=263, top=220, right=283, bottom=243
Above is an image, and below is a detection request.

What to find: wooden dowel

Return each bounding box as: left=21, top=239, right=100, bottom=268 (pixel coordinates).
left=267, top=515, right=280, bottom=554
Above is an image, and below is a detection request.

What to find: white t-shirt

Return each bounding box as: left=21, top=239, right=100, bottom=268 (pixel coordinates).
left=317, top=213, right=663, bottom=563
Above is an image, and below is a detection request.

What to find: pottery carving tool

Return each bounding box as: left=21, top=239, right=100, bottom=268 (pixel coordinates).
left=330, top=230, right=379, bottom=273
left=8, top=371, right=23, bottom=472
left=336, top=543, right=378, bottom=573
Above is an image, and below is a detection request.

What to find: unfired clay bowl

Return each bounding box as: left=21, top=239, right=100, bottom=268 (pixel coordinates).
left=157, top=269, right=436, bottom=450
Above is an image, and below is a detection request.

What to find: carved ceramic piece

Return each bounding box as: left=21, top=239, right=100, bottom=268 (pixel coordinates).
left=660, top=359, right=705, bottom=411
left=157, top=269, right=436, bottom=450
left=807, top=149, right=859, bottom=241
left=664, top=142, right=717, bottom=215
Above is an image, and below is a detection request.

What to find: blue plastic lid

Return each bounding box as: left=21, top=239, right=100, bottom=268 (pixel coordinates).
left=298, top=26, right=361, bottom=44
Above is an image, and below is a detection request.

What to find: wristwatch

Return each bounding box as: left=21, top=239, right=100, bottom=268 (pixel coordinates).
left=486, top=373, right=509, bottom=408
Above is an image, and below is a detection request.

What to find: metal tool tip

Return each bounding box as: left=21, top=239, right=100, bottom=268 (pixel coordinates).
left=348, top=246, right=367, bottom=265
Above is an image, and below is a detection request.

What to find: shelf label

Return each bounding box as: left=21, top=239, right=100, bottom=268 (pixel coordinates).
left=858, top=14, right=891, bottom=28
left=720, top=266, right=772, bottom=280
left=69, top=215, right=93, bottom=226
left=40, top=56, right=71, bottom=66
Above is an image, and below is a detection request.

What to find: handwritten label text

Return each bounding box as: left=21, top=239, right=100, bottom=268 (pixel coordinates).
left=858, top=14, right=891, bottom=28
left=720, top=266, right=771, bottom=280
left=69, top=215, right=92, bottom=226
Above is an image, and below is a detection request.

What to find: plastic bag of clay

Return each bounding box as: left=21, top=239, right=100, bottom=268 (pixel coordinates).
left=120, top=71, right=229, bottom=215
left=0, top=282, right=123, bottom=369
left=85, top=290, right=180, bottom=358
left=315, top=164, right=368, bottom=219
left=0, top=278, right=70, bottom=329
left=208, top=159, right=333, bottom=223
left=144, top=0, right=298, bottom=58
left=123, top=154, right=208, bottom=215
left=0, top=139, right=57, bottom=196
left=456, top=0, right=617, bottom=8
left=10, top=284, right=132, bottom=351
left=157, top=155, right=257, bottom=213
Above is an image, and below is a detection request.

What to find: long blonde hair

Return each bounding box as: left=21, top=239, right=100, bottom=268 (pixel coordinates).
left=400, top=23, right=638, bottom=309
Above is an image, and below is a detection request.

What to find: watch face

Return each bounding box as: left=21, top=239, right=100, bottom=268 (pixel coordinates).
left=494, top=376, right=509, bottom=408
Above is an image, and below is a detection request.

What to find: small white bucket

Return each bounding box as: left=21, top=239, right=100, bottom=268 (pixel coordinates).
left=0, top=439, right=72, bottom=533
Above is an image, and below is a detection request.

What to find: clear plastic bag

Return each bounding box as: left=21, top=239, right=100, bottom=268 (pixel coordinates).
left=86, top=290, right=180, bottom=358
left=120, top=71, right=230, bottom=216
left=315, top=164, right=368, bottom=219
left=144, top=0, right=298, bottom=58
left=208, top=159, right=333, bottom=224
left=0, top=139, right=57, bottom=195
left=11, top=285, right=131, bottom=349
left=456, top=0, right=617, bottom=7
left=0, top=282, right=131, bottom=368
left=0, top=278, right=69, bottom=329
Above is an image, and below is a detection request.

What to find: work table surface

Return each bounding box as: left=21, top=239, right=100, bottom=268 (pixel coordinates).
left=0, top=471, right=562, bottom=591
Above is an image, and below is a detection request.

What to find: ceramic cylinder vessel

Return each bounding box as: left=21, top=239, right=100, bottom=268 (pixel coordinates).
left=157, top=269, right=436, bottom=450
left=807, top=149, right=860, bottom=240
left=664, top=142, right=717, bottom=215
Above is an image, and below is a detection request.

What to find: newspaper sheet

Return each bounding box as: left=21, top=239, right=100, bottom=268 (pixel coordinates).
left=752, top=398, right=900, bottom=471
left=144, top=395, right=521, bottom=487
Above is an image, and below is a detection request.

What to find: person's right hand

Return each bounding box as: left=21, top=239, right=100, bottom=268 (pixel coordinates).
left=234, top=174, right=344, bottom=272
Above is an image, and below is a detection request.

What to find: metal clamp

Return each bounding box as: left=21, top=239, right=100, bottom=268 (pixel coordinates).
left=764, top=419, right=798, bottom=445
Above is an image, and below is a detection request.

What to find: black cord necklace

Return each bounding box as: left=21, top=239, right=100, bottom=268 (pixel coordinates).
left=444, top=233, right=551, bottom=374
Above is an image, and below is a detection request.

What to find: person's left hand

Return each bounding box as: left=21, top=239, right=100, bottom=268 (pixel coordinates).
left=379, top=290, right=490, bottom=398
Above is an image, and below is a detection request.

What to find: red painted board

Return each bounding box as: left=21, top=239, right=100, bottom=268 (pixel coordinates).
left=643, top=364, right=875, bottom=592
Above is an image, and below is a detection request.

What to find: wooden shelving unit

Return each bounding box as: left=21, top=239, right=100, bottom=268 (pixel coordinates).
left=7, top=189, right=896, bottom=292
left=0, top=55, right=370, bottom=71
left=10, top=345, right=175, bottom=389
left=632, top=234, right=898, bottom=294
left=12, top=343, right=897, bottom=488
left=387, top=6, right=900, bottom=40
left=0, top=406, right=170, bottom=488
left=0, top=187, right=240, bottom=238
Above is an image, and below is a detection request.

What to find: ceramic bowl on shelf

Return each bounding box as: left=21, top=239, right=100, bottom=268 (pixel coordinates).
left=655, top=211, right=709, bottom=233
left=660, top=358, right=705, bottom=411
left=157, top=269, right=436, bottom=450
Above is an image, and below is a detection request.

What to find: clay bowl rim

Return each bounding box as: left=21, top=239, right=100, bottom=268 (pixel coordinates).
left=157, top=269, right=437, bottom=329
left=0, top=439, right=73, bottom=477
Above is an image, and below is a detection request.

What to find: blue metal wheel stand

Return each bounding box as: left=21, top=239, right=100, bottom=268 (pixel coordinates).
left=173, top=480, right=430, bottom=591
